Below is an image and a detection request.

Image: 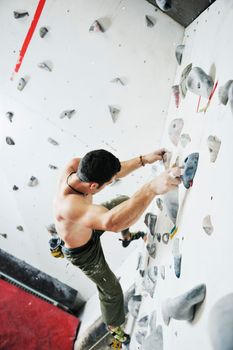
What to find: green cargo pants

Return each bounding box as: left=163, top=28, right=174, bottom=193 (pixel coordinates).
left=62, top=195, right=130, bottom=327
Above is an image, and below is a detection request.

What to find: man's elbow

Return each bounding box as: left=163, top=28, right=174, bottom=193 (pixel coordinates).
left=104, top=217, right=121, bottom=233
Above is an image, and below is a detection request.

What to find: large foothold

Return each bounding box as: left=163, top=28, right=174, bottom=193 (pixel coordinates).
left=208, top=293, right=233, bottom=350
left=144, top=212, right=157, bottom=237
left=172, top=238, right=182, bottom=278
left=155, top=0, right=172, bottom=11
left=6, top=137, right=15, bottom=145
left=39, top=27, right=49, bottom=38
left=181, top=152, right=199, bottom=189
left=168, top=118, right=184, bottom=146
left=172, top=85, right=180, bottom=108
left=175, top=45, right=185, bottom=65
left=218, top=80, right=233, bottom=105
left=38, top=62, right=52, bottom=72
left=180, top=63, right=192, bottom=98
left=14, top=11, right=29, bottom=19
left=180, top=133, right=191, bottom=148
left=6, top=112, right=14, bottom=123
left=128, top=295, right=142, bottom=318
left=17, top=77, right=27, bottom=91
left=156, top=198, right=163, bottom=211
left=109, top=106, right=120, bottom=123
left=186, top=67, right=214, bottom=98
left=142, top=266, right=158, bottom=297
left=146, top=243, right=156, bottom=259
left=60, top=109, right=76, bottom=119
left=145, top=15, right=156, bottom=27
left=163, top=188, right=179, bottom=224
left=207, top=135, right=221, bottom=163
left=162, top=284, right=206, bottom=325
left=89, top=20, right=104, bottom=32
left=141, top=325, right=163, bottom=350
left=202, top=215, right=214, bottom=235
left=28, top=176, right=39, bottom=187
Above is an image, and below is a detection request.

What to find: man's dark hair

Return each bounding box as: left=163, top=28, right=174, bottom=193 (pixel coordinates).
left=77, top=149, right=121, bottom=187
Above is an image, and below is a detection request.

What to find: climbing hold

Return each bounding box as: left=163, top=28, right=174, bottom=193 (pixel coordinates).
left=155, top=0, right=172, bottom=11
left=0, top=233, right=7, bottom=239
left=89, top=20, right=104, bottom=32
left=160, top=266, right=165, bottom=280
left=162, top=151, right=172, bottom=169
left=180, top=63, right=192, bottom=98
left=175, top=45, right=185, bottom=65
left=60, top=109, right=76, bottom=119
left=207, top=135, right=221, bottom=163
left=28, top=176, right=39, bottom=187
left=136, top=330, right=147, bottom=345
left=162, top=284, right=206, bottom=325
left=202, top=215, right=214, bottom=235
left=138, top=315, right=149, bottom=328
left=17, top=77, right=27, bottom=91
left=110, top=77, right=125, bottom=86
left=162, top=233, right=169, bottom=244
left=156, top=233, right=161, bottom=242
left=6, top=112, right=14, bottom=123
left=145, top=15, right=156, bottom=27
left=46, top=223, right=57, bottom=235
left=109, top=106, right=120, bottom=123
left=39, top=27, right=48, bottom=38
left=110, top=178, right=121, bottom=186
left=156, top=198, right=163, bottom=211
left=181, top=152, right=199, bottom=189
left=38, top=62, right=52, bottom=72
left=17, top=226, right=24, bottom=231
left=141, top=325, right=163, bottom=350
left=6, top=137, right=15, bottom=145
left=228, top=82, right=233, bottom=115
left=168, top=118, right=184, bottom=146
left=163, top=188, right=179, bottom=224
left=144, top=212, right=157, bottom=237
left=142, top=266, right=158, bottom=297
left=218, top=80, right=233, bottom=105
left=49, top=164, right=58, bottom=170
left=172, top=238, right=182, bottom=278
left=14, top=11, right=29, bottom=19
left=146, top=243, right=156, bottom=259
left=208, top=293, right=233, bottom=350
left=180, top=133, right=191, bottom=148
left=48, top=137, right=59, bottom=146
left=186, top=67, right=214, bottom=98
left=171, top=85, right=180, bottom=108
left=128, top=295, right=142, bottom=318
left=13, top=185, right=19, bottom=191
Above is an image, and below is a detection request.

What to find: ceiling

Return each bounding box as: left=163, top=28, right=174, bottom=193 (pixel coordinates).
left=146, top=0, right=216, bottom=27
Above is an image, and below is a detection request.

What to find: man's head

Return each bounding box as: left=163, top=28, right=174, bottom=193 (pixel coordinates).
left=77, top=149, right=121, bottom=192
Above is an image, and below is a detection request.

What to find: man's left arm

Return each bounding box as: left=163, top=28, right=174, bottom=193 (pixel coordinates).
left=116, top=148, right=167, bottom=178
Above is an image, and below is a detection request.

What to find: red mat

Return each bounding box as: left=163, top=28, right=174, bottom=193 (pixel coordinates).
left=0, top=278, right=80, bottom=350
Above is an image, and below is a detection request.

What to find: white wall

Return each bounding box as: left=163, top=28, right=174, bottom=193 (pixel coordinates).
left=0, top=0, right=183, bottom=300
left=128, top=1, right=233, bottom=349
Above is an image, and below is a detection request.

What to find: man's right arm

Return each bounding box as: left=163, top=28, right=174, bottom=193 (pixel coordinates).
left=68, top=167, right=181, bottom=232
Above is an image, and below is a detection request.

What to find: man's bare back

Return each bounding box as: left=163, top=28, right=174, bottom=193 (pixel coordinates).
left=53, top=158, right=94, bottom=248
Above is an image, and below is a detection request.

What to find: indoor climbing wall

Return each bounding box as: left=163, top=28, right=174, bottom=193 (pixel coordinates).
left=0, top=0, right=183, bottom=300
left=126, top=0, right=233, bottom=349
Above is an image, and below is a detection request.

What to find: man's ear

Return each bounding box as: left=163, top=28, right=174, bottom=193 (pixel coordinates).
left=90, top=182, right=99, bottom=190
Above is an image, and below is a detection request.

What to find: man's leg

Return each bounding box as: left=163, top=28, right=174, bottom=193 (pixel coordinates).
left=62, top=233, right=130, bottom=344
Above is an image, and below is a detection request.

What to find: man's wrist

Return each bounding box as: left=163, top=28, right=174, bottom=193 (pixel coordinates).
left=139, top=155, right=145, bottom=167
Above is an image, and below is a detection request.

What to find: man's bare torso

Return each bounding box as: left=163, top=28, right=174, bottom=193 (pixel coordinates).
left=53, top=159, right=93, bottom=248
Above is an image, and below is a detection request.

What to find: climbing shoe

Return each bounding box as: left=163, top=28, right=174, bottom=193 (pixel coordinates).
left=108, top=326, right=130, bottom=345
left=119, top=231, right=146, bottom=248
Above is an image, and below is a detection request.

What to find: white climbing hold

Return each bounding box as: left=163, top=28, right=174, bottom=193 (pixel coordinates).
left=202, top=215, right=214, bottom=235
left=207, top=135, right=221, bottom=163
left=186, top=67, right=214, bottom=98
left=168, top=118, right=184, bottom=146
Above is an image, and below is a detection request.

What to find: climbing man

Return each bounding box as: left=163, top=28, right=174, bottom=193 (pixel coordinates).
left=52, top=149, right=181, bottom=344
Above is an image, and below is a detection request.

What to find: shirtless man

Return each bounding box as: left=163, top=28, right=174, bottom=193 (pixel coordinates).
left=53, top=149, right=181, bottom=344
